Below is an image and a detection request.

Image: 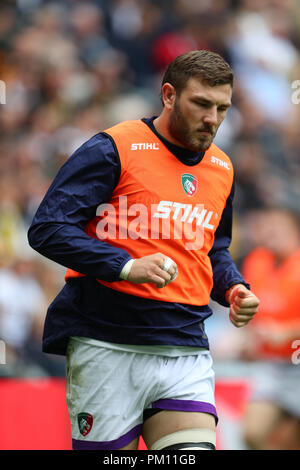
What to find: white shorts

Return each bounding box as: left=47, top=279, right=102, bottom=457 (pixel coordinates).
left=66, top=337, right=217, bottom=450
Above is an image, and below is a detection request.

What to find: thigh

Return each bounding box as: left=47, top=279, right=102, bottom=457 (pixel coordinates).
left=66, top=338, right=146, bottom=450
left=147, top=352, right=217, bottom=417
left=119, top=438, right=139, bottom=450
left=142, top=352, right=217, bottom=449
left=142, top=410, right=216, bottom=449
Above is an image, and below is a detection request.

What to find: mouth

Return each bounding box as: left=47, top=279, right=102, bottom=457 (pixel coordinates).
left=197, top=129, right=213, bottom=136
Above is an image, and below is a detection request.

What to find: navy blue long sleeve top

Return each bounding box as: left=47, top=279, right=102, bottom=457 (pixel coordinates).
left=28, top=117, right=248, bottom=355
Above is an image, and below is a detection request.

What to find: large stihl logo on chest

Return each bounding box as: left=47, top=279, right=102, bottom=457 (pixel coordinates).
left=153, top=200, right=216, bottom=229
left=95, top=197, right=219, bottom=251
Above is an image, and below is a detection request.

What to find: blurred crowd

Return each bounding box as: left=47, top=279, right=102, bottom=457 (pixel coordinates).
left=0, top=0, right=300, bottom=385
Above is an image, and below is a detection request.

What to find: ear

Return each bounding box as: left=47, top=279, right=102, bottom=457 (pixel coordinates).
left=161, top=82, right=176, bottom=110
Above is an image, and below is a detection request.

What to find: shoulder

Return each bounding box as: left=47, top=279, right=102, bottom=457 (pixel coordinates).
left=103, top=120, right=143, bottom=136
left=205, top=144, right=234, bottom=199
left=65, top=132, right=120, bottom=169
left=48, top=132, right=121, bottom=187
left=208, top=143, right=233, bottom=169
left=73, top=132, right=115, bottom=153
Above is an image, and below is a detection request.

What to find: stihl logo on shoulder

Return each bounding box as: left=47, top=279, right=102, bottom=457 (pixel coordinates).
left=131, top=143, right=159, bottom=150
left=211, top=156, right=230, bottom=170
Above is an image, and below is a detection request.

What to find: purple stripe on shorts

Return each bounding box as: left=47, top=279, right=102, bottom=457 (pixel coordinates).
left=72, top=423, right=142, bottom=450
left=152, top=399, right=218, bottom=423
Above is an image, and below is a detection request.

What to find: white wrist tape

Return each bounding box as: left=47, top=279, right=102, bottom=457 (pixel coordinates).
left=119, top=259, right=135, bottom=280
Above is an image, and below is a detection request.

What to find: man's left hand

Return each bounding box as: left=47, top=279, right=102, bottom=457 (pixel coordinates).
left=226, top=284, right=260, bottom=328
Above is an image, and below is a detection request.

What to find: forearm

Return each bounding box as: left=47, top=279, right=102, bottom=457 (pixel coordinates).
left=209, top=248, right=249, bottom=306
left=28, top=222, right=132, bottom=282
left=208, top=179, right=249, bottom=306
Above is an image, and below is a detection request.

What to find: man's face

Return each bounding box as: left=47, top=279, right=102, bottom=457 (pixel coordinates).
left=167, top=78, right=232, bottom=152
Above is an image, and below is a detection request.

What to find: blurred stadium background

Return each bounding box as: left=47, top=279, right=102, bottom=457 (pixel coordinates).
left=0, top=0, right=299, bottom=450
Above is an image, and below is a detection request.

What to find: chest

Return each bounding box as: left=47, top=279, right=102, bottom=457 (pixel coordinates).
left=113, top=146, right=232, bottom=220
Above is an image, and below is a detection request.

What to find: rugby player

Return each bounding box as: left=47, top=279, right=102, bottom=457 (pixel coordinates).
left=28, top=50, right=259, bottom=451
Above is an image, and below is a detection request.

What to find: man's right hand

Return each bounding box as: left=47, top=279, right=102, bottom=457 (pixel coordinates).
left=127, top=253, right=178, bottom=288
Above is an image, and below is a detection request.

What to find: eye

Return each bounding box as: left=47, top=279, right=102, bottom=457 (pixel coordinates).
left=218, top=106, right=228, bottom=112
left=192, top=99, right=210, bottom=108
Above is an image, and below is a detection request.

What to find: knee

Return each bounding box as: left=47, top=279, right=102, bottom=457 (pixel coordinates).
left=150, top=428, right=216, bottom=451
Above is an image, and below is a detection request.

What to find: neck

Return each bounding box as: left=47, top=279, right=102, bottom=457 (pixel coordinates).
left=153, top=113, right=186, bottom=149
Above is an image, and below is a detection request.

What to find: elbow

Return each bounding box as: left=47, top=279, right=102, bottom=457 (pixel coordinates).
left=27, top=223, right=50, bottom=254
left=27, top=221, right=64, bottom=257
left=27, top=224, right=40, bottom=251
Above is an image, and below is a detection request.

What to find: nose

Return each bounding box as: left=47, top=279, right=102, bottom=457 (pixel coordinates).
left=203, top=106, right=218, bottom=126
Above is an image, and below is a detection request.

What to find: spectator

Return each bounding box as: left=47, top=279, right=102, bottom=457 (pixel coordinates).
left=0, top=257, right=46, bottom=363
left=241, top=208, right=300, bottom=450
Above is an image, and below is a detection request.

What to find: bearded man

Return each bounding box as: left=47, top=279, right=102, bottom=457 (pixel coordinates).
left=28, top=50, right=259, bottom=451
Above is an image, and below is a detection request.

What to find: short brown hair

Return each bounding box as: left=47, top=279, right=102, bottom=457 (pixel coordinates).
left=161, top=50, right=234, bottom=96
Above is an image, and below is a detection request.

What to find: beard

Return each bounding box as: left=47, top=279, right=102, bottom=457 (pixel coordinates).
left=168, top=99, right=215, bottom=152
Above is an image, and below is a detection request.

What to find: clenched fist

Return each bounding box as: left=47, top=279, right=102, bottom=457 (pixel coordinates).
left=226, top=284, right=259, bottom=328
left=123, top=253, right=178, bottom=288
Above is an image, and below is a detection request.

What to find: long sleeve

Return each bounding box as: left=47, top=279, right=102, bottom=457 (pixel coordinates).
left=27, top=133, right=132, bottom=282
left=208, top=181, right=249, bottom=307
